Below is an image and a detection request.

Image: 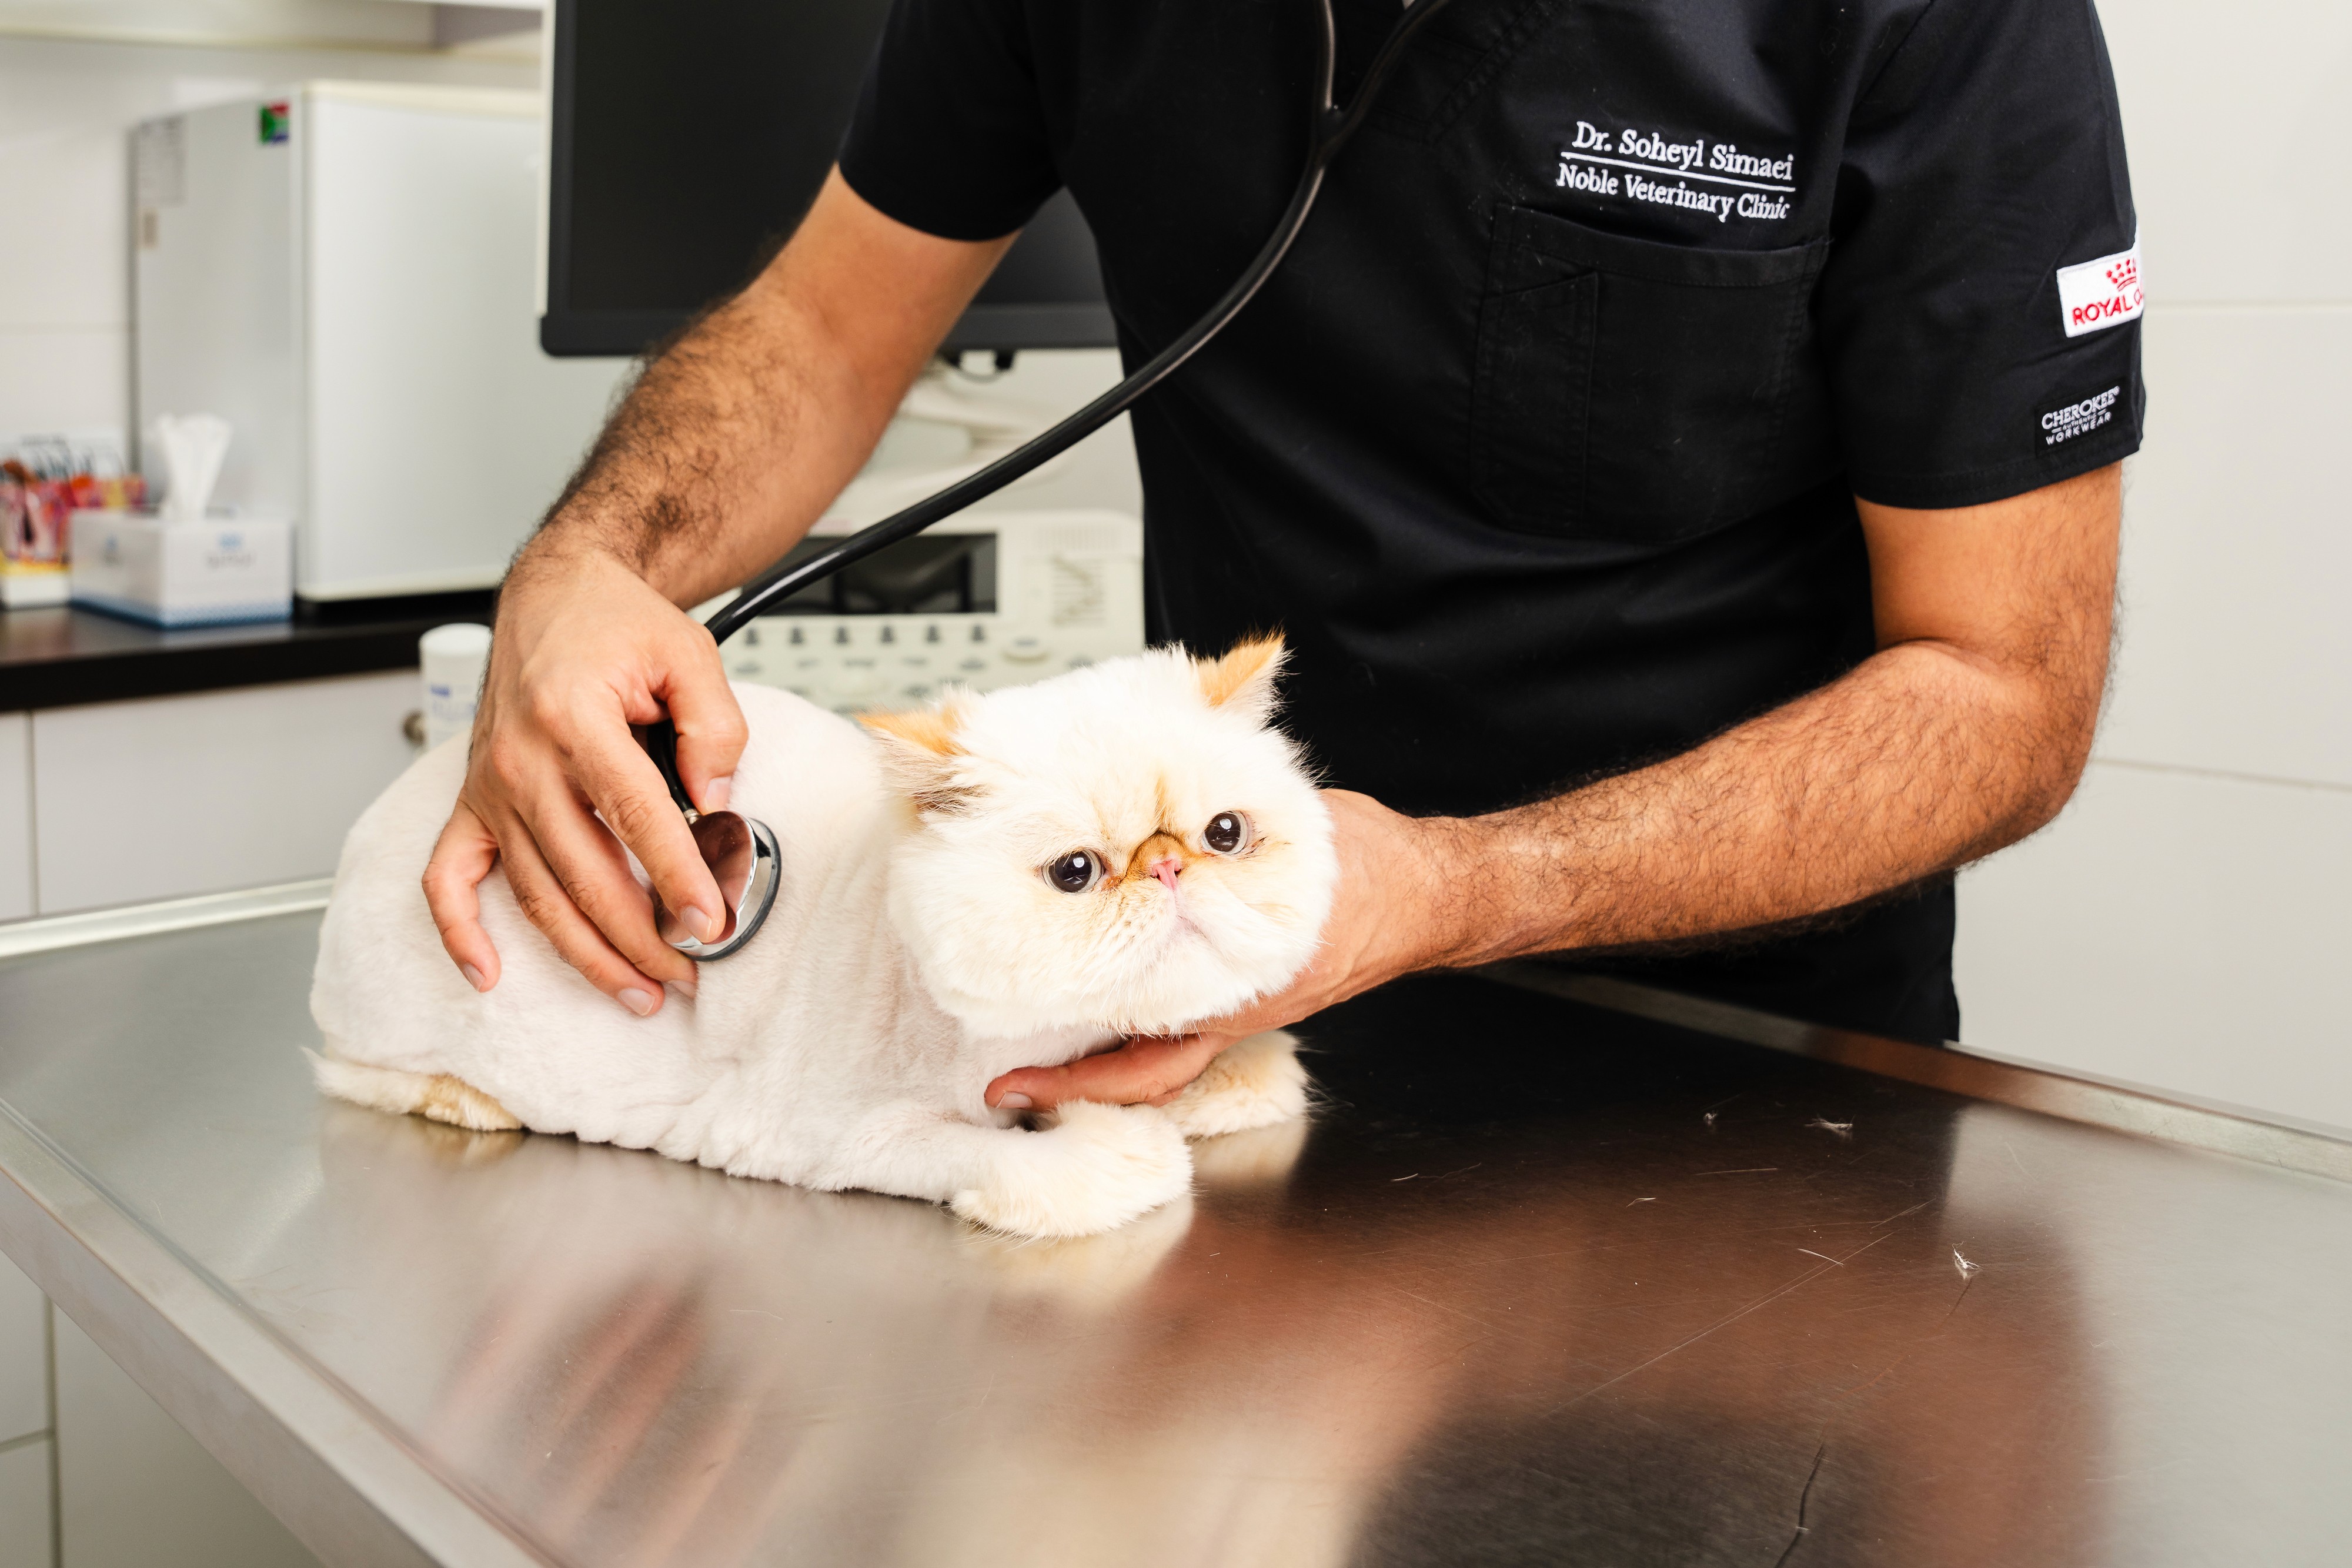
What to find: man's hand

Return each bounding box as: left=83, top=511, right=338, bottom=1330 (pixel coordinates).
left=985, top=791, right=1460, bottom=1109
left=988, top=464, right=2122, bottom=1106
left=419, top=171, right=1012, bottom=1011
left=425, top=550, right=741, bottom=1013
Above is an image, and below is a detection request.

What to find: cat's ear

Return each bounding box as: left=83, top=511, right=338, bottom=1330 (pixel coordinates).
left=859, top=704, right=973, bottom=813
left=1194, top=634, right=1286, bottom=725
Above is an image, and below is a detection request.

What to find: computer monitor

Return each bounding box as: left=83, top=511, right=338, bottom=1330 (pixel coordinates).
left=540, top=0, right=1115, bottom=358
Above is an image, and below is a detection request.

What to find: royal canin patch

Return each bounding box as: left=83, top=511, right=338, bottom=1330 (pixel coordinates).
left=2055, top=239, right=2143, bottom=338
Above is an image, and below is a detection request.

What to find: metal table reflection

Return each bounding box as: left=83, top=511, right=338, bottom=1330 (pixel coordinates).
left=1, top=888, right=2347, bottom=1567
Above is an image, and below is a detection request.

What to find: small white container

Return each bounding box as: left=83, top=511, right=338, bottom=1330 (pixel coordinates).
left=68, top=510, right=293, bottom=627
left=420, top=621, right=493, bottom=748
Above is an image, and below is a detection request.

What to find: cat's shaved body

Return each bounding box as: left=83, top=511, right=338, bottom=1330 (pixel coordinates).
left=312, top=644, right=1334, bottom=1238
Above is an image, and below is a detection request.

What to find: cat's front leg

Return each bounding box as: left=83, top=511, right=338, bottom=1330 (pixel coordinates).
left=842, top=1100, right=1192, bottom=1239
left=1161, top=1030, right=1310, bottom=1139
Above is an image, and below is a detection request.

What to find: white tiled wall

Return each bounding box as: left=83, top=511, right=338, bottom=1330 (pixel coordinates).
left=2097, top=0, right=2352, bottom=305
left=0, top=25, right=537, bottom=442
left=2096, top=310, right=2352, bottom=788
left=1956, top=1, right=2352, bottom=1125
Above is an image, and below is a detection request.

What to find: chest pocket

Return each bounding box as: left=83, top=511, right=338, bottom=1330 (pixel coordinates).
left=1470, top=206, right=1839, bottom=544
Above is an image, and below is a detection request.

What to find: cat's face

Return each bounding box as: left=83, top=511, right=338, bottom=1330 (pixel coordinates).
left=863, top=637, right=1337, bottom=1038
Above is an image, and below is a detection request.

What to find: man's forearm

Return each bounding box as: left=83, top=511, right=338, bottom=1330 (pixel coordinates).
left=1421, top=467, right=2122, bottom=968
left=521, top=284, right=894, bottom=609
left=514, top=171, right=1011, bottom=609
left=1425, top=641, right=2094, bottom=964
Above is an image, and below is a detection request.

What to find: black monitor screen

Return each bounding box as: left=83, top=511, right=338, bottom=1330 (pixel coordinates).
left=543, top=0, right=1113, bottom=357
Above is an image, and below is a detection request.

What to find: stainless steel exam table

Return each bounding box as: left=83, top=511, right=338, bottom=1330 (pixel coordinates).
left=1, top=885, right=2347, bottom=1567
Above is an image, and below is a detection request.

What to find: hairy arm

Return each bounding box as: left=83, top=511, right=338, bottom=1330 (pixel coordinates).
left=427, top=172, right=1012, bottom=1012
left=990, top=463, right=2121, bottom=1108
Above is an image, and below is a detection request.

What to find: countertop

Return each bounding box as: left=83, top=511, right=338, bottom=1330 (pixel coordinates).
left=0, top=593, right=493, bottom=711
left=0, top=888, right=2347, bottom=1567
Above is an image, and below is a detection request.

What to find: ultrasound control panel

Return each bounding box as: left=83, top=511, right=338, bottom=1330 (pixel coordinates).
left=714, top=510, right=1144, bottom=713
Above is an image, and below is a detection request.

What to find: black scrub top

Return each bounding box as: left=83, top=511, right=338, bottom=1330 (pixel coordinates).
left=838, top=0, right=2146, bottom=1044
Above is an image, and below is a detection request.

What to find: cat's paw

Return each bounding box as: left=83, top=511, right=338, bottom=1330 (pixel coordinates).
left=1163, top=1029, right=1308, bottom=1139
left=951, top=1100, right=1191, bottom=1238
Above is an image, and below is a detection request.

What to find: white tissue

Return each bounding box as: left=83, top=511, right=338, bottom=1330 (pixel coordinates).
left=153, top=413, right=233, bottom=522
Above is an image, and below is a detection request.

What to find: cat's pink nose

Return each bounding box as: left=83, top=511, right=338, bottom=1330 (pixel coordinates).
left=1150, top=855, right=1182, bottom=890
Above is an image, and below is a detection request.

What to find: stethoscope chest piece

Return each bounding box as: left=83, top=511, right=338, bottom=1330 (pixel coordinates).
left=656, top=807, right=780, bottom=961
left=642, top=708, right=783, bottom=966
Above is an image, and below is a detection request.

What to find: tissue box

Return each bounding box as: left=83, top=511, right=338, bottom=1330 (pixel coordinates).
left=69, top=511, right=292, bottom=627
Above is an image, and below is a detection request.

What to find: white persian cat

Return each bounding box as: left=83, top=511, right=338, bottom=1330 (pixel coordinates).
left=309, top=636, right=1335, bottom=1238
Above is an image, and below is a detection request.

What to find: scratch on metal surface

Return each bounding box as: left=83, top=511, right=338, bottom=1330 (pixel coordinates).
left=1627, top=1196, right=1658, bottom=1206
left=1806, top=1116, right=1855, bottom=1138
left=1872, top=1201, right=1930, bottom=1227
left=1702, top=1112, right=1719, bottom=1129
left=1434, top=1163, right=1485, bottom=1180
left=1795, top=1249, right=1843, bottom=1266
left=1952, top=1248, right=1980, bottom=1279
left=1770, top=1442, right=1828, bottom=1568
left=1390, top=1287, right=1501, bottom=1328
left=1391, top=1173, right=1421, bottom=1182
left=1545, top=1235, right=1888, bottom=1415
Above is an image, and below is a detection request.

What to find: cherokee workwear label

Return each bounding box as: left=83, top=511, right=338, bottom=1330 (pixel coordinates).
left=2041, top=386, right=2123, bottom=447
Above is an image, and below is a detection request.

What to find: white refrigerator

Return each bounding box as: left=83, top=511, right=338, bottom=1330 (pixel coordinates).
left=133, top=82, right=630, bottom=601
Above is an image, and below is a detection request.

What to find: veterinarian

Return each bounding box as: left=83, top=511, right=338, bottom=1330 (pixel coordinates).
left=425, top=0, right=2141, bottom=1106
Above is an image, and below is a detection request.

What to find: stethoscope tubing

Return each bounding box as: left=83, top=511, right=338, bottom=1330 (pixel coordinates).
left=646, top=0, right=1454, bottom=816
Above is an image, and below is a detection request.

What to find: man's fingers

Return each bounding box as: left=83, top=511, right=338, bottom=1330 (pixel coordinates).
left=483, top=790, right=678, bottom=1012
left=519, top=783, right=700, bottom=994
left=987, top=1034, right=1228, bottom=1111
left=560, top=714, right=724, bottom=945
left=423, top=798, right=503, bottom=991
left=662, top=637, right=750, bottom=815
left=565, top=727, right=728, bottom=952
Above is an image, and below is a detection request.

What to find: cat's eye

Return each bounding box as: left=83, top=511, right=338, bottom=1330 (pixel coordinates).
left=1203, top=811, right=1251, bottom=855
left=1044, top=850, right=1102, bottom=893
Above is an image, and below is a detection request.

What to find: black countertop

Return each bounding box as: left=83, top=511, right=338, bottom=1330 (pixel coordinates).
left=0, top=592, right=495, bottom=711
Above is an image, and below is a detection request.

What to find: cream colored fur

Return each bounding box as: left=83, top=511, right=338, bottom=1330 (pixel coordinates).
left=309, top=643, right=1333, bottom=1238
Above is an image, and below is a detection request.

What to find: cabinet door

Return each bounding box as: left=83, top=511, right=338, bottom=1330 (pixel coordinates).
left=0, top=714, right=28, bottom=922
left=54, top=1311, right=318, bottom=1568
left=31, top=671, right=416, bottom=914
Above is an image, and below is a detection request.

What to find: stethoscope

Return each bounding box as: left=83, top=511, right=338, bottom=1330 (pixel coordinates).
left=648, top=0, right=1456, bottom=959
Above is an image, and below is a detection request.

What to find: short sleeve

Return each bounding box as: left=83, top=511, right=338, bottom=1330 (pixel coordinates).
left=837, top=0, right=1062, bottom=242
left=1819, top=0, right=2144, bottom=509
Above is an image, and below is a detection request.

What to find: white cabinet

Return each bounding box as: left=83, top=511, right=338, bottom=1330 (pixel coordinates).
left=53, top=1312, right=318, bottom=1568
left=0, top=715, right=28, bottom=922
left=0, top=1439, right=47, bottom=1568
left=26, top=670, right=417, bottom=915
left=0, top=1255, right=42, bottom=1446
left=0, top=1254, right=49, bottom=1568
